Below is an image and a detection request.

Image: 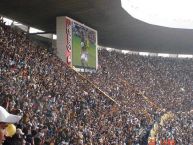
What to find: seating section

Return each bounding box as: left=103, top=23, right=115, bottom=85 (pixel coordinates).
left=1, top=20, right=193, bottom=144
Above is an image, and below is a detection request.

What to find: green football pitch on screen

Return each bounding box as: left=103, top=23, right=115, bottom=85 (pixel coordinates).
left=72, top=34, right=96, bottom=68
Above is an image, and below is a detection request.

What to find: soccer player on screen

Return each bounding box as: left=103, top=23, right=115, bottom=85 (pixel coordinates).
left=80, top=42, right=89, bottom=68
left=80, top=31, right=89, bottom=70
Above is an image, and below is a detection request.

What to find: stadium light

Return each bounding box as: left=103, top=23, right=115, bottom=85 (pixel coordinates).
left=106, top=47, right=112, bottom=51
left=178, top=54, right=193, bottom=58
left=139, top=52, right=149, bottom=56
left=29, top=27, right=44, bottom=33
left=158, top=53, right=169, bottom=57
left=53, top=34, right=57, bottom=40
left=121, top=0, right=193, bottom=29
left=122, top=50, right=131, bottom=54
left=13, top=21, right=22, bottom=26
left=3, top=17, right=13, bottom=26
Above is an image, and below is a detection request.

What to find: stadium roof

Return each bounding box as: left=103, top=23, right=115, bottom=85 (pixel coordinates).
left=1, top=0, right=193, bottom=54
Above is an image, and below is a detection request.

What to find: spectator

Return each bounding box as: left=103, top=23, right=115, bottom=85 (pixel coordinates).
left=0, top=106, right=21, bottom=145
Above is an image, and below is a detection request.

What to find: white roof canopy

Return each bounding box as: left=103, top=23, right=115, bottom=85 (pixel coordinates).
left=121, top=0, right=193, bottom=29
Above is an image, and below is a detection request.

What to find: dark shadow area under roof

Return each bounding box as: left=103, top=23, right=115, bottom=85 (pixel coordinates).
left=1, top=0, right=193, bottom=54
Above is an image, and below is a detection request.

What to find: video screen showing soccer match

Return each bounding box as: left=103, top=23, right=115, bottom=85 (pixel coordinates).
left=71, top=21, right=97, bottom=70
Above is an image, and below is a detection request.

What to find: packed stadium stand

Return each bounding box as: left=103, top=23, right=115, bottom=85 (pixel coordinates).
left=1, top=16, right=193, bottom=145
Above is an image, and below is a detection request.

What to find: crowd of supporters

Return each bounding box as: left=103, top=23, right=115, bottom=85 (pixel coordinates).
left=86, top=50, right=193, bottom=144
left=0, top=18, right=193, bottom=145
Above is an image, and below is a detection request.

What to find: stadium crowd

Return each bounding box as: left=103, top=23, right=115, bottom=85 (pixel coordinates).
left=0, top=18, right=193, bottom=145
left=86, top=50, right=193, bottom=144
